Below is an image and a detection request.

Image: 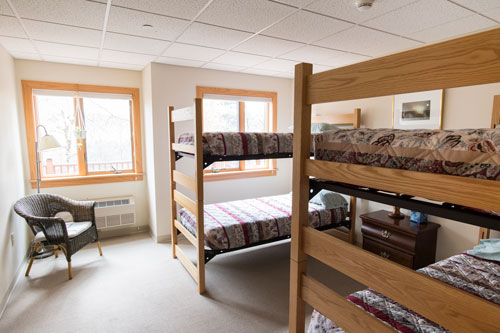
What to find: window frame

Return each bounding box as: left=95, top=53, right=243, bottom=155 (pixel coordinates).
left=22, top=80, right=143, bottom=188
left=196, top=86, right=278, bottom=182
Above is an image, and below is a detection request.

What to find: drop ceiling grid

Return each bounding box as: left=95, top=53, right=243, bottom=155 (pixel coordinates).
left=0, top=0, right=498, bottom=77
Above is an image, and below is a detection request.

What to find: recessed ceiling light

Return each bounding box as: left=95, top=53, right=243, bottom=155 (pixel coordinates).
left=355, top=0, right=375, bottom=11
left=142, top=24, right=154, bottom=30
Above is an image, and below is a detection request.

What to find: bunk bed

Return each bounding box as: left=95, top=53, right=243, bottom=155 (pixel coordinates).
left=168, top=99, right=360, bottom=294
left=289, top=27, right=500, bottom=333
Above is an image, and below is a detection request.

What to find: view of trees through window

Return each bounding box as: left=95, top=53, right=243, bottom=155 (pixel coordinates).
left=36, top=94, right=133, bottom=177
left=203, top=98, right=270, bottom=172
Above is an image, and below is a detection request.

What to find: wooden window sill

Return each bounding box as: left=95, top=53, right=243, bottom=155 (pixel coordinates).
left=204, top=169, right=276, bottom=182
left=30, top=173, right=144, bottom=188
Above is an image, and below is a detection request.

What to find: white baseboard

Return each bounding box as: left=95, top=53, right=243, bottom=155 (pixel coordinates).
left=156, top=234, right=171, bottom=243
left=0, top=255, right=28, bottom=320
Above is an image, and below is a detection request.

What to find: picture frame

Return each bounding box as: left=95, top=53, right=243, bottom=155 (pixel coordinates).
left=392, top=89, right=443, bottom=129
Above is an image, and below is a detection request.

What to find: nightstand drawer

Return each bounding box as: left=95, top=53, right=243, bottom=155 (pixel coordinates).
left=363, top=238, right=414, bottom=268
left=361, top=221, right=416, bottom=253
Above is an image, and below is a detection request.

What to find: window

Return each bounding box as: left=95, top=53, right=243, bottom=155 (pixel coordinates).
left=22, top=81, right=142, bottom=188
left=197, top=86, right=277, bottom=181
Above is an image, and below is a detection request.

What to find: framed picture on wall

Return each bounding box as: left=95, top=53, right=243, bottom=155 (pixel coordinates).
left=392, top=89, right=443, bottom=129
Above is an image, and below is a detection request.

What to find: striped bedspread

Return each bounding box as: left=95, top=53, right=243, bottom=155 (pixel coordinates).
left=314, top=128, right=500, bottom=181
left=177, top=132, right=294, bottom=157
left=179, top=193, right=347, bottom=250
left=308, top=253, right=500, bottom=333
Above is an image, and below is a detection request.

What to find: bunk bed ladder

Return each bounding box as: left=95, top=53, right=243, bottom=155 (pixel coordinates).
left=169, top=99, right=206, bottom=294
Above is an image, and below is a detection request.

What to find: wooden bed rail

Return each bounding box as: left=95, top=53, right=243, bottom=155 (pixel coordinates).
left=168, top=99, right=206, bottom=294
left=290, top=27, right=500, bottom=333
left=307, top=27, right=500, bottom=104
left=312, top=108, right=360, bottom=128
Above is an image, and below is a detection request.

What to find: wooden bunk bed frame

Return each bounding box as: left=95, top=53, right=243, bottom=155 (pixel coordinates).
left=290, top=27, right=500, bottom=332
left=168, top=99, right=360, bottom=294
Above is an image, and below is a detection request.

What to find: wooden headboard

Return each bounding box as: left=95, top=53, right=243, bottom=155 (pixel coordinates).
left=312, top=108, right=361, bottom=129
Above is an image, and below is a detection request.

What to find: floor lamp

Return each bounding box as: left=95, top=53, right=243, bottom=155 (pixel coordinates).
left=36, top=125, right=62, bottom=193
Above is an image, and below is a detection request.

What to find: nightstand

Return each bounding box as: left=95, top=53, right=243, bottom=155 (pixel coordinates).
left=360, top=210, right=440, bottom=270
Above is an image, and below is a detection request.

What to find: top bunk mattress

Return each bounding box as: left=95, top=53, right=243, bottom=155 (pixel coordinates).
left=178, top=132, right=294, bottom=157
left=314, top=128, right=500, bottom=181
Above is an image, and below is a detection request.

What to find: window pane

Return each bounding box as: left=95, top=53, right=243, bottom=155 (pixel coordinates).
left=36, top=95, right=79, bottom=177
left=209, top=161, right=240, bottom=171
left=203, top=99, right=239, bottom=132
left=245, top=101, right=268, bottom=132
left=83, top=98, right=133, bottom=172
left=244, top=101, right=269, bottom=169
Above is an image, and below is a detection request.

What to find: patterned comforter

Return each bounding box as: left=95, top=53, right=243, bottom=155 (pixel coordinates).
left=308, top=253, right=500, bottom=332
left=178, top=132, right=294, bottom=157
left=314, top=128, right=500, bottom=180
left=179, top=193, right=347, bottom=250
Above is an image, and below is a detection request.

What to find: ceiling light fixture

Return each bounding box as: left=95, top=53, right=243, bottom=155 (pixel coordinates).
left=355, top=0, right=375, bottom=11
left=142, top=24, right=154, bottom=30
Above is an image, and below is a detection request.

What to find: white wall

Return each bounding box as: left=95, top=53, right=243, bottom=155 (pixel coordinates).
left=148, top=63, right=294, bottom=240
left=0, top=45, right=29, bottom=312
left=314, top=82, right=500, bottom=260
left=14, top=60, right=149, bottom=230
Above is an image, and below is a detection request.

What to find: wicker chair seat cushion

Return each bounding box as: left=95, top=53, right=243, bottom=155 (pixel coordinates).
left=34, top=222, right=92, bottom=242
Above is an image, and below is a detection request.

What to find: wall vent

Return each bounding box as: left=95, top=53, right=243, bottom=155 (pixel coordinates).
left=94, top=196, right=136, bottom=229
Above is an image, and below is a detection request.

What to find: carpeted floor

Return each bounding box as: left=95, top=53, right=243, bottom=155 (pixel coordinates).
left=0, top=233, right=364, bottom=333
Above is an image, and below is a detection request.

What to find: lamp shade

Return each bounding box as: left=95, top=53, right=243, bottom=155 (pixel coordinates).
left=38, top=134, right=62, bottom=151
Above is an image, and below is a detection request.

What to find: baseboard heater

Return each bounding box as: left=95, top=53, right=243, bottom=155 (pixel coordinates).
left=94, top=196, right=136, bottom=229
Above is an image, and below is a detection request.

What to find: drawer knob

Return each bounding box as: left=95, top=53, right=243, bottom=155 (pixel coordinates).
left=381, top=230, right=391, bottom=238
left=380, top=251, right=390, bottom=259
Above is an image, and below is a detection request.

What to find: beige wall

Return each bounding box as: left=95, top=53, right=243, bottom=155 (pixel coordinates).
left=314, top=82, right=500, bottom=260
left=148, top=63, right=294, bottom=240
left=0, top=45, right=29, bottom=314
left=13, top=60, right=149, bottom=230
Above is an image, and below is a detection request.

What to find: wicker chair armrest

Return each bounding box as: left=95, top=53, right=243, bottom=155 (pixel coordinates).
left=57, top=197, right=96, bottom=223
left=28, top=217, right=69, bottom=245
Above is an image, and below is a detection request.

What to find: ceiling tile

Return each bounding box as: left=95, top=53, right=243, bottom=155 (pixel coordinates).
left=306, top=0, right=417, bottom=23
left=451, top=0, right=500, bottom=12
left=363, top=0, right=473, bottom=36
left=314, top=26, right=421, bottom=57
left=100, top=61, right=145, bottom=71
left=280, top=45, right=345, bottom=66
left=0, top=1, right=13, bottom=15
left=202, top=62, right=245, bottom=72
left=313, top=64, right=333, bottom=73
left=0, top=36, right=36, bottom=53
left=197, top=0, right=295, bottom=33
left=104, top=32, right=169, bottom=55
left=35, top=41, right=99, bottom=59
left=13, top=0, right=106, bottom=29
left=101, top=49, right=156, bottom=65
left=408, top=14, right=497, bottom=43
left=483, top=7, right=500, bottom=22
left=9, top=51, right=41, bottom=60
left=24, top=20, right=102, bottom=47
left=254, top=58, right=298, bottom=73
left=272, top=0, right=317, bottom=8
left=241, top=67, right=287, bottom=77
left=104, top=0, right=209, bottom=20
left=233, top=35, right=303, bottom=57
left=262, top=10, right=353, bottom=44
left=43, top=55, right=98, bottom=67
left=107, top=6, right=189, bottom=41
left=178, top=22, right=252, bottom=49
left=331, top=52, right=371, bottom=67
left=163, top=43, right=225, bottom=62
left=212, top=51, right=270, bottom=67
left=156, top=56, right=204, bottom=67
left=0, top=15, right=27, bottom=38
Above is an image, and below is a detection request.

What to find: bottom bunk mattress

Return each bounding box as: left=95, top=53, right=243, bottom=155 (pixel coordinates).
left=308, top=253, right=500, bottom=333
left=179, top=193, right=347, bottom=250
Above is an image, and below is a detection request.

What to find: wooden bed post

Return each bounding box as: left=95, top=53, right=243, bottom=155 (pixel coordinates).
left=290, top=62, right=313, bottom=333
left=168, top=106, right=178, bottom=258
left=348, top=108, right=361, bottom=244
left=479, top=94, right=500, bottom=242
left=194, top=98, right=206, bottom=294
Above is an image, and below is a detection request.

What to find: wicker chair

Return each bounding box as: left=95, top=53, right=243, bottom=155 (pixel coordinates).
left=14, top=193, right=103, bottom=280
